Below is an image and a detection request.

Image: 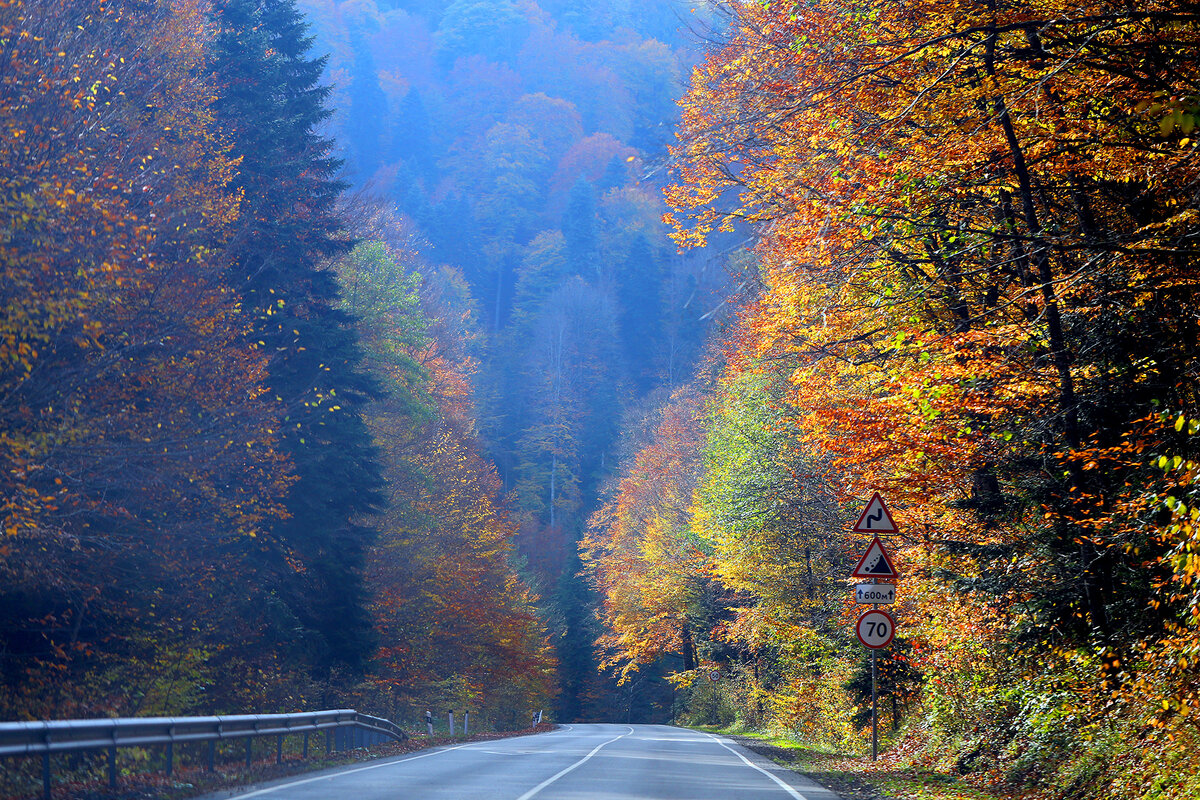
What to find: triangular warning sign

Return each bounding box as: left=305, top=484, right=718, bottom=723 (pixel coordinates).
left=852, top=492, right=899, bottom=534
left=851, top=536, right=899, bottom=579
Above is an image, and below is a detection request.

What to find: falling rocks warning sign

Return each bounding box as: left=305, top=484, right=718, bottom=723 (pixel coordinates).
left=851, top=536, right=899, bottom=579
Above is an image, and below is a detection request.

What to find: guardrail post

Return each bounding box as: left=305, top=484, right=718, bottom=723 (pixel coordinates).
left=42, top=751, right=51, bottom=800
left=208, top=740, right=216, bottom=772
left=109, top=745, right=118, bottom=788
left=166, top=724, right=175, bottom=778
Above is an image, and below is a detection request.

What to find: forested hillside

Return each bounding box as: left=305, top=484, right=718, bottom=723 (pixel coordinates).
left=586, top=0, right=1200, bottom=797
left=0, top=0, right=724, bottom=730
left=0, top=0, right=555, bottom=729
left=293, top=0, right=732, bottom=719
left=7, top=0, right=1200, bottom=795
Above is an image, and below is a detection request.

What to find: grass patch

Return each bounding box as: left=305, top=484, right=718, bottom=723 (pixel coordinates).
left=689, top=724, right=1009, bottom=800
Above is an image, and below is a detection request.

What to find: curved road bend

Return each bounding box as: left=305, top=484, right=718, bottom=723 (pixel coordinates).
left=204, top=724, right=844, bottom=800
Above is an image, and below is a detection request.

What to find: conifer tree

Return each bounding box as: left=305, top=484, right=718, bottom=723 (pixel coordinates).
left=208, top=0, right=383, bottom=679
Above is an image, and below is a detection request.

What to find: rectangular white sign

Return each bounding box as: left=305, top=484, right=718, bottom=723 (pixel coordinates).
left=855, top=583, right=896, bottom=605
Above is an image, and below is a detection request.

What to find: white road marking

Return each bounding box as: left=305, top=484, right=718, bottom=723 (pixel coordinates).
left=227, top=724, right=586, bottom=798
left=704, top=733, right=810, bottom=800
left=230, top=740, right=480, bottom=798
left=513, top=726, right=634, bottom=800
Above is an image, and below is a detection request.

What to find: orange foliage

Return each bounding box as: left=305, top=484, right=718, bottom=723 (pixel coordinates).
left=654, top=0, right=1200, bottom=755
left=583, top=389, right=709, bottom=682
left=0, top=0, right=293, bottom=718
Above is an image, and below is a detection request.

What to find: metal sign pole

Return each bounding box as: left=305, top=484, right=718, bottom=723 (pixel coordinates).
left=871, top=647, right=878, bottom=761
left=871, top=581, right=879, bottom=762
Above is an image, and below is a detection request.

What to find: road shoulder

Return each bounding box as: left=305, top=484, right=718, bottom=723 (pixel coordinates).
left=726, top=735, right=884, bottom=800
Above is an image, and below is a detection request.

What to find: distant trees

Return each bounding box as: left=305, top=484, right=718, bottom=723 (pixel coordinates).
left=292, top=0, right=726, bottom=721
left=435, top=0, right=530, bottom=67
left=0, top=0, right=559, bottom=723
left=332, top=225, right=556, bottom=728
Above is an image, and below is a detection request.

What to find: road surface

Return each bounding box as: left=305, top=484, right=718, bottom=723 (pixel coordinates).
left=204, top=724, right=844, bottom=800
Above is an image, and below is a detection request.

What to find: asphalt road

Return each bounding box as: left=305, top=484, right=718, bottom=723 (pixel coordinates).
left=204, top=724, right=844, bottom=800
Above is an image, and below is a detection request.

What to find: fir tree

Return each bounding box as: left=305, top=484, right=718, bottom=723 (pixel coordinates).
left=209, top=0, right=383, bottom=679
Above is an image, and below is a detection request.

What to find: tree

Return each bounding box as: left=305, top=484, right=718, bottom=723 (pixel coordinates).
left=615, top=234, right=664, bottom=392
left=330, top=228, right=556, bottom=728
left=209, top=0, right=384, bottom=683
left=435, top=0, right=530, bottom=68
left=0, top=0, right=292, bottom=718
left=561, top=179, right=599, bottom=277
left=663, top=0, right=1200, bottom=750
left=583, top=389, right=710, bottom=683
left=346, top=37, right=387, bottom=180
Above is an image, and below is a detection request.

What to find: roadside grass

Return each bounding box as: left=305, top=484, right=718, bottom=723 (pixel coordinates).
left=691, top=725, right=1011, bottom=800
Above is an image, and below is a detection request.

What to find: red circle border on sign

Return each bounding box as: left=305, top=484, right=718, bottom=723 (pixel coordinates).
left=855, top=609, right=896, bottom=649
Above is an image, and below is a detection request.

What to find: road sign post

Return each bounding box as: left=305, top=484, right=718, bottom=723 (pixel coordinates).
left=855, top=609, right=895, bottom=648
left=851, top=537, right=899, bottom=580
left=849, top=494, right=901, bottom=762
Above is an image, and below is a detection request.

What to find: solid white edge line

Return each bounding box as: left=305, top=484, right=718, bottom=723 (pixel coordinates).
left=230, top=725, right=577, bottom=799
left=230, top=740, right=478, bottom=798
left=513, top=726, right=634, bottom=800
left=704, top=732, right=809, bottom=800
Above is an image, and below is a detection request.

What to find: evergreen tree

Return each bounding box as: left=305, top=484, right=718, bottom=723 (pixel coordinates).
left=209, top=0, right=383, bottom=680
left=616, top=235, right=663, bottom=393
left=561, top=179, right=598, bottom=277
left=390, top=89, right=435, bottom=177
left=426, top=192, right=480, bottom=276
left=346, top=37, right=387, bottom=180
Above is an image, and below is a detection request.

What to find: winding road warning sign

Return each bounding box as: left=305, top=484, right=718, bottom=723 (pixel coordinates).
left=852, top=492, right=899, bottom=534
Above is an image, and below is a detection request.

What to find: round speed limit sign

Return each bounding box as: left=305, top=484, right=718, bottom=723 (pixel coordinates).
left=856, top=609, right=895, bottom=649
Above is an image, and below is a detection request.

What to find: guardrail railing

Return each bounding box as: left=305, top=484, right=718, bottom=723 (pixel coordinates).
left=0, top=709, right=408, bottom=800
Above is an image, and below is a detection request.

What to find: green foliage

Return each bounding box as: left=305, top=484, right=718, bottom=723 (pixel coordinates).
left=337, top=241, right=435, bottom=425
left=697, top=372, right=843, bottom=615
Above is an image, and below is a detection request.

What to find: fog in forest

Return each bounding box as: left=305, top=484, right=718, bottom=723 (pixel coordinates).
left=300, top=0, right=733, bottom=721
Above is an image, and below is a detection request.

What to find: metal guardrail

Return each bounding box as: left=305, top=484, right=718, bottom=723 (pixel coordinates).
left=0, top=709, right=409, bottom=799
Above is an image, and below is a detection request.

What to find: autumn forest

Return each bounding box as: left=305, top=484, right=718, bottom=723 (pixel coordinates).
left=3, top=0, right=1200, bottom=797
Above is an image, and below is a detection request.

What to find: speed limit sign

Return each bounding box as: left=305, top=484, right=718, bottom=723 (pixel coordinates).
left=855, top=609, right=895, bottom=649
